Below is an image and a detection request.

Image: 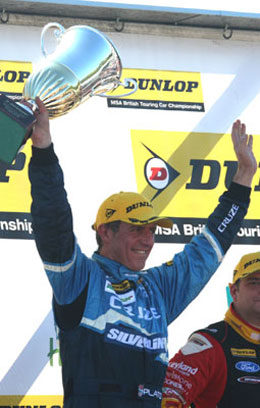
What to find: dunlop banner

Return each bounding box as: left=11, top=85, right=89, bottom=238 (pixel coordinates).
left=0, top=60, right=33, bottom=239
left=0, top=395, right=63, bottom=408
left=131, top=129, right=260, bottom=244
left=0, top=60, right=32, bottom=97
left=107, top=68, right=204, bottom=112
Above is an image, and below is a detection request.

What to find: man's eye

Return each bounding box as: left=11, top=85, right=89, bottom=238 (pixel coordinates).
left=132, top=226, right=142, bottom=232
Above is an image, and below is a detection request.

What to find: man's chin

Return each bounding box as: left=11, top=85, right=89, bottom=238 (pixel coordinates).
left=128, top=260, right=147, bottom=272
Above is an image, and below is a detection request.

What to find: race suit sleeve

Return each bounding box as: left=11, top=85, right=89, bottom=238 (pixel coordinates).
left=29, top=144, right=93, bottom=314
left=162, top=332, right=227, bottom=408
left=29, top=144, right=74, bottom=263
left=148, top=182, right=250, bottom=324
left=205, top=181, right=250, bottom=254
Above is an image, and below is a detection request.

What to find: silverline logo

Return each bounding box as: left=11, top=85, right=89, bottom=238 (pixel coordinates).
left=106, top=327, right=167, bottom=351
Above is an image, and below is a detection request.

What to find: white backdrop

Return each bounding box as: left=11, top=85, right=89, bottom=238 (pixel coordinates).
left=0, top=23, right=260, bottom=402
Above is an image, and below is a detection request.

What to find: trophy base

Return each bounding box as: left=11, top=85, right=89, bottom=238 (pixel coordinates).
left=0, top=94, right=36, bottom=164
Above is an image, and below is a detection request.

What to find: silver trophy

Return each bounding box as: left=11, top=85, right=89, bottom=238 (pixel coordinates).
left=0, top=23, right=137, bottom=163
left=23, top=23, right=137, bottom=118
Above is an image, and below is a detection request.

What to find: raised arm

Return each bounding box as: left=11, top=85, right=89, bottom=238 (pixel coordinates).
left=156, top=119, right=257, bottom=324
left=28, top=97, right=74, bottom=264
left=231, top=119, right=257, bottom=187
left=205, top=119, right=257, bottom=254
left=30, top=96, right=52, bottom=148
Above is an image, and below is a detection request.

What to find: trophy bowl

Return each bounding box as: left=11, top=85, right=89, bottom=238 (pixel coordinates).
left=23, top=23, right=128, bottom=118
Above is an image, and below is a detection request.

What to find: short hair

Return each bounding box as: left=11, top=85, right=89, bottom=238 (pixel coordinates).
left=235, top=279, right=241, bottom=289
left=96, top=221, right=121, bottom=252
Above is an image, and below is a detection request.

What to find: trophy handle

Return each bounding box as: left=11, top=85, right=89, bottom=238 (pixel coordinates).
left=94, top=78, right=138, bottom=98
left=41, top=22, right=65, bottom=57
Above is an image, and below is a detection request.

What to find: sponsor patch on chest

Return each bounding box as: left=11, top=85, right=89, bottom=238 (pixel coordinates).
left=231, top=348, right=257, bottom=358
left=105, top=279, right=136, bottom=304
left=105, top=324, right=167, bottom=352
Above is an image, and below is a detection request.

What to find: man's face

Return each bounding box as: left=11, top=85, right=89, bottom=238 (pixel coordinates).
left=100, top=222, right=156, bottom=271
left=230, top=272, right=260, bottom=325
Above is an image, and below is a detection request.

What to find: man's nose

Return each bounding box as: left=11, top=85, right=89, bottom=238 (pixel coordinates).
left=140, top=228, right=155, bottom=243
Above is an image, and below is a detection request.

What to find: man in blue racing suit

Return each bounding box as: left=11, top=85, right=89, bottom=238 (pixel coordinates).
left=28, top=97, right=257, bottom=408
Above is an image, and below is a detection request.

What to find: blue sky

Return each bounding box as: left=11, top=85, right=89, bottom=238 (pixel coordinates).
left=78, top=0, right=260, bottom=14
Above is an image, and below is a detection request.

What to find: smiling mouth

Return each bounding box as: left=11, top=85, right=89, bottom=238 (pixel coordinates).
left=134, top=249, right=148, bottom=254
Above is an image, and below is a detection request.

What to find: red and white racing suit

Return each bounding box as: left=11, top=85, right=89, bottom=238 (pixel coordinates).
left=162, top=304, right=260, bottom=408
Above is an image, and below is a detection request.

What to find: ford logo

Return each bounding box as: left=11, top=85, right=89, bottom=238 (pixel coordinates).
left=235, top=361, right=260, bottom=373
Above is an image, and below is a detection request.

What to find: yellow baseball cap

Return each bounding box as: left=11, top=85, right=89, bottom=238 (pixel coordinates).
left=232, top=251, right=260, bottom=284
left=92, top=191, right=173, bottom=231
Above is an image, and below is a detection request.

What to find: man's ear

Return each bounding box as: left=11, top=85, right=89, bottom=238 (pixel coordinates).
left=229, top=283, right=238, bottom=302
left=97, top=224, right=113, bottom=243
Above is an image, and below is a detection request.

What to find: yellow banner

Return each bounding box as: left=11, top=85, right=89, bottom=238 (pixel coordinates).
left=0, top=60, right=33, bottom=239
left=0, top=60, right=32, bottom=94
left=0, top=60, right=32, bottom=212
left=131, top=129, right=260, bottom=219
left=0, top=141, right=32, bottom=213
left=108, top=68, right=204, bottom=111
left=0, top=395, right=63, bottom=407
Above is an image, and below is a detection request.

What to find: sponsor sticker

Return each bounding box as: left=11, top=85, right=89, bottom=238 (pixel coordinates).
left=105, top=279, right=133, bottom=293
left=105, top=280, right=136, bottom=304
left=235, top=361, right=260, bottom=373
left=168, top=361, right=198, bottom=376
left=237, top=376, right=260, bottom=384
left=231, top=348, right=257, bottom=358
left=107, top=68, right=204, bottom=112
left=161, top=397, right=182, bottom=408
left=166, top=372, right=192, bottom=390
left=116, top=290, right=136, bottom=305
left=138, top=384, right=162, bottom=400
left=163, top=378, right=183, bottom=391
left=180, top=333, right=213, bottom=355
